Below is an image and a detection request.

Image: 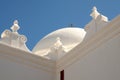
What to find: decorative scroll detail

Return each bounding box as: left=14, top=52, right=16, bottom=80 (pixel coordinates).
left=1, top=30, right=11, bottom=38
left=19, top=35, right=27, bottom=43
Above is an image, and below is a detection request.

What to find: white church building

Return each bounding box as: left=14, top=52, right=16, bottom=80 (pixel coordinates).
left=0, top=7, right=120, bottom=80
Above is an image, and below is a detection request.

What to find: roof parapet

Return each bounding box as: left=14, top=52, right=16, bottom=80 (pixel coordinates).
left=0, top=20, right=30, bottom=52
left=84, top=6, right=109, bottom=40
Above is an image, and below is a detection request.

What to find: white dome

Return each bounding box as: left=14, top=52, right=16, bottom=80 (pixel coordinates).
left=32, top=27, right=86, bottom=57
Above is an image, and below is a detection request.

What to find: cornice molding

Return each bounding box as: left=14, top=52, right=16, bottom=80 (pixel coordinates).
left=0, top=43, right=56, bottom=73
left=56, top=15, right=120, bottom=72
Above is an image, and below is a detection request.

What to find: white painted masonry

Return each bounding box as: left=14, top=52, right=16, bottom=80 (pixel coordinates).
left=0, top=7, right=120, bottom=80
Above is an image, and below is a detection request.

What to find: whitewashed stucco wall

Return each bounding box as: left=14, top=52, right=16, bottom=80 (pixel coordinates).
left=0, top=56, right=54, bottom=80
left=0, top=43, right=56, bottom=80
left=65, top=33, right=120, bottom=80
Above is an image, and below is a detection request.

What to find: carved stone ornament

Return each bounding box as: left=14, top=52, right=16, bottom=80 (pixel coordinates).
left=46, top=37, right=66, bottom=60
left=11, top=20, right=20, bottom=33
left=0, top=20, right=30, bottom=51
left=84, top=6, right=109, bottom=40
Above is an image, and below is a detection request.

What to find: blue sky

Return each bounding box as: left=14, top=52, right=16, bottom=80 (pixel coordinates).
left=0, top=0, right=119, bottom=50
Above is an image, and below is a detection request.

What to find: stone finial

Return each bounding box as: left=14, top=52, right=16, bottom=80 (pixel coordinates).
left=54, top=37, right=63, bottom=49
left=90, top=6, right=100, bottom=19
left=46, top=37, right=65, bottom=60
left=11, top=20, right=20, bottom=33
left=0, top=20, right=30, bottom=52
left=84, top=6, right=109, bottom=41
left=14, top=20, right=18, bottom=24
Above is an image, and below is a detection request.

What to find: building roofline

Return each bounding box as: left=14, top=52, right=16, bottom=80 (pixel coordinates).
left=56, top=15, right=120, bottom=72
